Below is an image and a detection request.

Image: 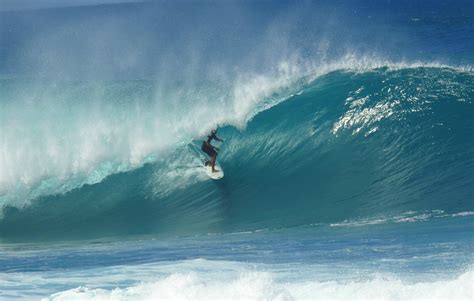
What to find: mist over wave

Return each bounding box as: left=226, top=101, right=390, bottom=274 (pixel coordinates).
left=0, top=61, right=303, bottom=207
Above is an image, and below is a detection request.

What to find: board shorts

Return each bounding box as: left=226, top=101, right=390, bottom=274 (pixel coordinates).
left=202, top=141, right=217, bottom=157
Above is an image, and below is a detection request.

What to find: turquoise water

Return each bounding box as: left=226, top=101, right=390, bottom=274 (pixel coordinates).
left=0, top=1, right=473, bottom=300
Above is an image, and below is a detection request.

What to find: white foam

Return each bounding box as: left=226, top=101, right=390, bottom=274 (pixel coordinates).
left=42, top=269, right=474, bottom=301
left=451, top=211, right=474, bottom=217
left=329, top=210, right=473, bottom=228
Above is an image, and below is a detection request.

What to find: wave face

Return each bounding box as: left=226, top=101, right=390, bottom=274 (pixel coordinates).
left=1, top=66, right=473, bottom=241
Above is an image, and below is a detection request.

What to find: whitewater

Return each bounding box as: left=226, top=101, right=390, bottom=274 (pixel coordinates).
left=1, top=0, right=473, bottom=300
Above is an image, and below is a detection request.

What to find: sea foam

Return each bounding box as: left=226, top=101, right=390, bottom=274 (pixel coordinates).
left=43, top=269, right=474, bottom=301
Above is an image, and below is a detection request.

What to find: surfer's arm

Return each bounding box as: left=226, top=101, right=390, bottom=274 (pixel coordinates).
left=214, top=135, right=223, bottom=142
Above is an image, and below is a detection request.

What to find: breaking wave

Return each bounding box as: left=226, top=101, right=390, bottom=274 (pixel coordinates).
left=0, top=63, right=473, bottom=241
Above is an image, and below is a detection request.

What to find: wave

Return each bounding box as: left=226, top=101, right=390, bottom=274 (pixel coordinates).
left=0, top=63, right=473, bottom=241
left=1, top=58, right=471, bottom=207
left=42, top=267, right=474, bottom=301
left=0, top=58, right=307, bottom=208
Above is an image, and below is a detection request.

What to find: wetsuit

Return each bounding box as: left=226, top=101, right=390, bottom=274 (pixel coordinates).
left=201, top=133, right=219, bottom=157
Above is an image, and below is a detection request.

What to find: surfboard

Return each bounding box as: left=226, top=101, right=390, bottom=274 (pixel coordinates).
left=204, top=162, right=224, bottom=179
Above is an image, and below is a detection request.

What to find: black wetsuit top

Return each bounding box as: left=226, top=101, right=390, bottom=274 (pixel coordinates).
left=207, top=133, right=218, bottom=143
left=202, top=133, right=219, bottom=157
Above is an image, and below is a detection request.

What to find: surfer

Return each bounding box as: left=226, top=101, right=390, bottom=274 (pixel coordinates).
left=201, top=129, right=223, bottom=173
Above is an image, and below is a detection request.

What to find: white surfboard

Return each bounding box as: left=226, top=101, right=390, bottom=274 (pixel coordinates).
left=204, top=162, right=224, bottom=180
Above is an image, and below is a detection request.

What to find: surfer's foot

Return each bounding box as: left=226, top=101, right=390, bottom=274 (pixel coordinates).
left=212, top=169, right=219, bottom=173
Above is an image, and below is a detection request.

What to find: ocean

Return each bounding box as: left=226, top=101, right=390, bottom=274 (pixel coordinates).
left=0, top=1, right=473, bottom=300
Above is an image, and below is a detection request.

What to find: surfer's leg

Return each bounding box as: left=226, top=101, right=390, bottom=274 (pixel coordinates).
left=211, top=154, right=219, bottom=172
left=203, top=145, right=213, bottom=166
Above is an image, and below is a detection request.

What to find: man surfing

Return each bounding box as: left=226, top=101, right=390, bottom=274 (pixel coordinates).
left=201, top=129, right=223, bottom=173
